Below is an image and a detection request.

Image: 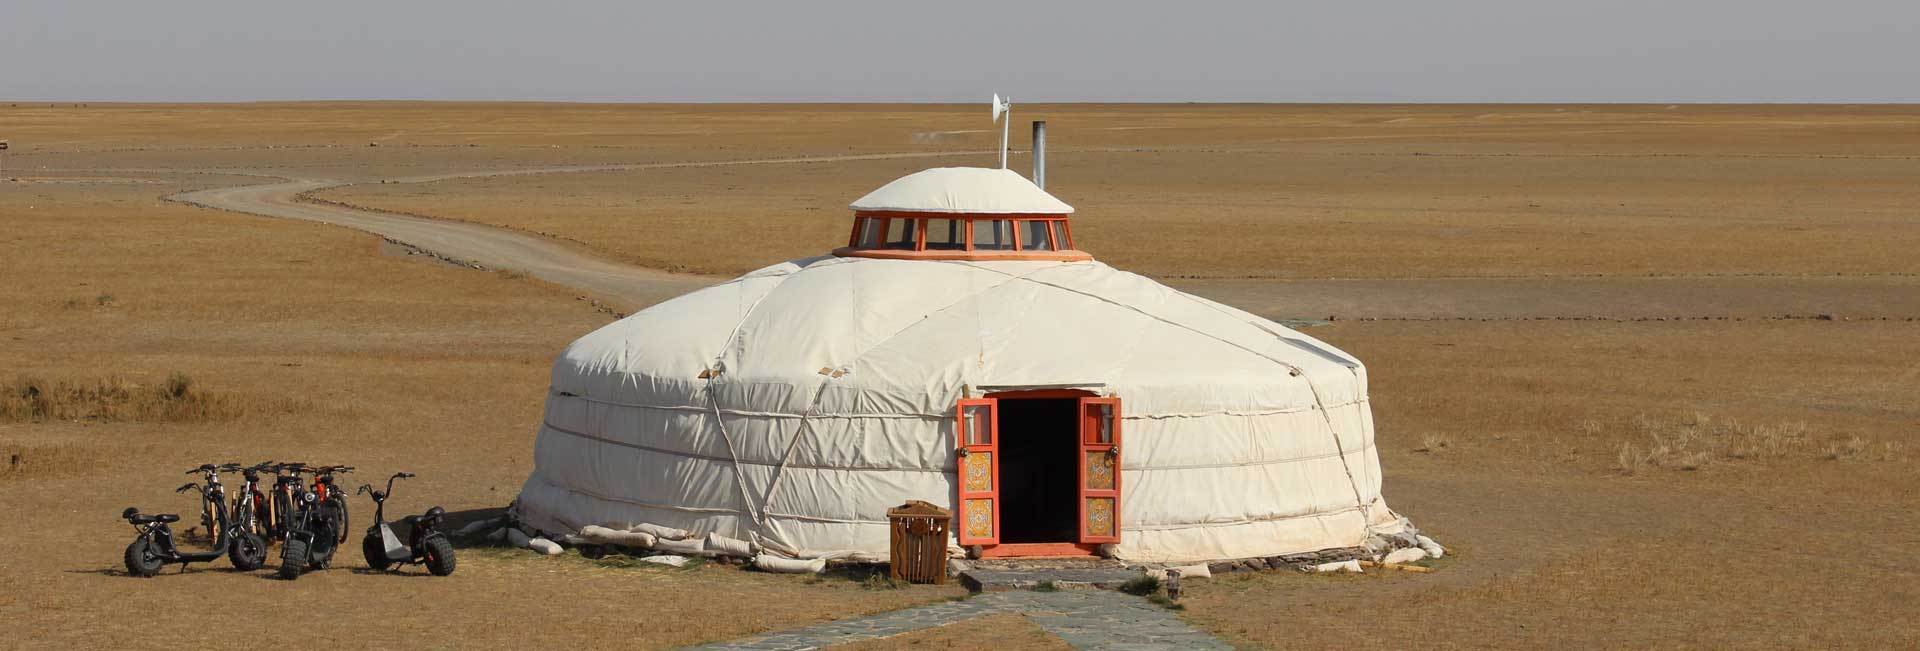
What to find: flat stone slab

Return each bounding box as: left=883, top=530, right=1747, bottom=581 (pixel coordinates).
left=680, top=590, right=1231, bottom=651
left=960, top=568, right=1144, bottom=592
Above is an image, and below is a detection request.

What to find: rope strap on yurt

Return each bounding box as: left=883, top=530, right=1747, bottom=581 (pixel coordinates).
left=697, top=267, right=806, bottom=546
left=703, top=385, right=765, bottom=528
left=1298, top=370, right=1377, bottom=540
left=750, top=380, right=835, bottom=549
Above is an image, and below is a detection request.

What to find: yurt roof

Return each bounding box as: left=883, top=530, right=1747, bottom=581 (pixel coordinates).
left=848, top=167, right=1074, bottom=215
left=550, top=256, right=1365, bottom=419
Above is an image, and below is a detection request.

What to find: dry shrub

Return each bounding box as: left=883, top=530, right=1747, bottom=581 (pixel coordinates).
left=1608, top=413, right=1894, bottom=474
left=1882, top=441, right=1909, bottom=462
left=1614, top=442, right=1650, bottom=476
left=1577, top=419, right=1604, bottom=437
left=0, top=372, right=265, bottom=423
left=1832, top=438, right=1906, bottom=462
left=1414, top=433, right=1452, bottom=454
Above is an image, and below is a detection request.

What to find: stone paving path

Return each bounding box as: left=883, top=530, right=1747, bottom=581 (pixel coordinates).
left=680, top=590, right=1231, bottom=651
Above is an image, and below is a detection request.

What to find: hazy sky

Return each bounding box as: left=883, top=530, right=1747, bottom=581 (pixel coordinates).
left=3, top=0, right=1915, bottom=102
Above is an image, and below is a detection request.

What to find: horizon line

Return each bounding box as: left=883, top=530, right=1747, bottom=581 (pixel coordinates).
left=6, top=99, right=1920, bottom=107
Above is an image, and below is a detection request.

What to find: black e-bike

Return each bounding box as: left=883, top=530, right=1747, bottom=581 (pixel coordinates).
left=121, top=465, right=268, bottom=576
left=358, top=472, right=456, bottom=576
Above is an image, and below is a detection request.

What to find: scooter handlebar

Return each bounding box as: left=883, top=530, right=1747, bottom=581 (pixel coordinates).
left=174, top=482, right=199, bottom=493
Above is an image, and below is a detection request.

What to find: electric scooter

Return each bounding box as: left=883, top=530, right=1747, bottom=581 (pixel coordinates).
left=276, top=475, right=345, bottom=580
left=121, top=466, right=268, bottom=576
left=357, top=472, right=456, bottom=576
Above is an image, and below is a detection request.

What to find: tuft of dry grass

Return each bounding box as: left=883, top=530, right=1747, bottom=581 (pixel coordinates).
left=1414, top=433, right=1453, bottom=454
left=0, top=372, right=276, bottom=423
left=1614, top=441, right=1651, bottom=476
left=1819, top=436, right=1904, bottom=462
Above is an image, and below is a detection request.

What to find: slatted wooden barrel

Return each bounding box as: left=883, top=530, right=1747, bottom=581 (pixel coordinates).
left=887, top=500, right=952, bottom=584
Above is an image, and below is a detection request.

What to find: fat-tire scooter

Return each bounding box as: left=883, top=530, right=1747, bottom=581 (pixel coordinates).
left=358, top=472, right=456, bottom=576
left=121, top=466, right=268, bottom=576
left=276, top=478, right=344, bottom=580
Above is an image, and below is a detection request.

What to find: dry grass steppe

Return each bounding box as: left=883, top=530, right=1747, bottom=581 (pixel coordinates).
left=2, top=102, right=1917, bottom=649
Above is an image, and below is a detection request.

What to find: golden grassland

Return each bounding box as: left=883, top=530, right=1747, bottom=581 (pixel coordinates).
left=300, top=103, right=1920, bottom=279
left=3, top=102, right=1918, bottom=648
left=0, top=180, right=963, bottom=647
left=318, top=147, right=1920, bottom=279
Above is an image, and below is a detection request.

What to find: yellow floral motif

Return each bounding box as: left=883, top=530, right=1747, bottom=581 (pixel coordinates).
left=1084, top=451, right=1114, bottom=490
left=965, top=499, right=994, bottom=538
left=965, top=452, right=993, bottom=492
left=1086, top=498, right=1113, bottom=537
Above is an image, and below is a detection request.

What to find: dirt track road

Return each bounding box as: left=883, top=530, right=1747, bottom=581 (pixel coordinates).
left=169, top=156, right=1920, bottom=321
left=169, top=152, right=1001, bottom=310
left=174, top=177, right=711, bottom=309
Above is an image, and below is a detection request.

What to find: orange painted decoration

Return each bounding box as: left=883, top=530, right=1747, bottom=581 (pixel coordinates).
left=955, top=398, right=1000, bottom=546
left=1078, top=397, right=1122, bottom=544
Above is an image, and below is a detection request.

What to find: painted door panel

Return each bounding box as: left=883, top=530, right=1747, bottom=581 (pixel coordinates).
left=955, top=398, right=1000, bottom=546
left=1078, top=397, right=1121, bottom=544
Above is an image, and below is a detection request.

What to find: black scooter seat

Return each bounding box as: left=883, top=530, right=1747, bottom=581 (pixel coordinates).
left=129, top=513, right=181, bottom=525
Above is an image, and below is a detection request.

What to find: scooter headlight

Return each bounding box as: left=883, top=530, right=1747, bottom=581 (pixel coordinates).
left=302, top=492, right=316, bottom=503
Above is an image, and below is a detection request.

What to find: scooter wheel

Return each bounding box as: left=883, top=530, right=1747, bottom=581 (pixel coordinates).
left=124, top=539, right=164, bottom=577
left=423, top=536, right=457, bottom=577
left=362, top=533, right=391, bottom=571
left=229, top=531, right=267, bottom=571
left=277, top=538, right=308, bottom=581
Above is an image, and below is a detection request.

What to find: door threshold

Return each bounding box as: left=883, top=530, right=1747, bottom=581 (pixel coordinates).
left=978, top=542, right=1100, bottom=559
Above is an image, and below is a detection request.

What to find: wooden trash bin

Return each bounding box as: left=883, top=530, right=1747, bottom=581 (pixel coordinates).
left=887, top=500, right=952, bottom=584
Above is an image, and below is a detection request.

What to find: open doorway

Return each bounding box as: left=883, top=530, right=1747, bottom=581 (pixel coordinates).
left=994, top=397, right=1079, bottom=543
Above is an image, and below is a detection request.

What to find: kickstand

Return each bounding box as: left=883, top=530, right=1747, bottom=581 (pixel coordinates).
left=177, top=563, right=189, bottom=574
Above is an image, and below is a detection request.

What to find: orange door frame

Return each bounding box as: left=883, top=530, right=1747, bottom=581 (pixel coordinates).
left=970, top=388, right=1107, bottom=559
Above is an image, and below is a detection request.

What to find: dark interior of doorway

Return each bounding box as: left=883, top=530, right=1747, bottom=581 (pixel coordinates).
left=996, top=397, right=1079, bottom=543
